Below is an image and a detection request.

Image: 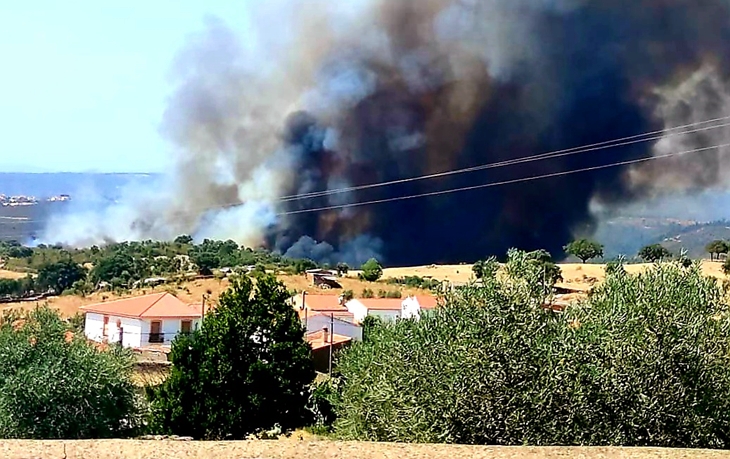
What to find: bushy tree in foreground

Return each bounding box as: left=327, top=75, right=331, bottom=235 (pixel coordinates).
left=334, top=256, right=730, bottom=448
left=0, top=306, right=141, bottom=439
left=149, top=274, right=315, bottom=440
left=472, top=256, right=499, bottom=280
left=501, top=248, right=562, bottom=304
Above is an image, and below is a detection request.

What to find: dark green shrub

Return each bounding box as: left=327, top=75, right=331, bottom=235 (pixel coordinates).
left=307, top=376, right=341, bottom=429
left=0, top=306, right=141, bottom=439
left=148, top=274, right=315, bottom=440
left=334, top=259, right=730, bottom=448
left=359, top=259, right=383, bottom=282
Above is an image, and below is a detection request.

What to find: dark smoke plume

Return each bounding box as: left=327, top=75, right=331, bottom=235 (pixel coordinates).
left=44, top=0, right=730, bottom=266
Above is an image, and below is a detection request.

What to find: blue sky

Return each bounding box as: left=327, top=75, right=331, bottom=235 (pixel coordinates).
left=0, top=1, right=250, bottom=173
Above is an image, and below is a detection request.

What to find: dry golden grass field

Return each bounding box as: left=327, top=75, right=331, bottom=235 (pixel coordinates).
left=0, top=269, right=26, bottom=280
left=1, top=439, right=729, bottom=459
left=0, top=261, right=728, bottom=318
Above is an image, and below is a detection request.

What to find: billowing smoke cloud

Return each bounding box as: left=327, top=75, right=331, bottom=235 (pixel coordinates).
left=42, top=0, right=730, bottom=266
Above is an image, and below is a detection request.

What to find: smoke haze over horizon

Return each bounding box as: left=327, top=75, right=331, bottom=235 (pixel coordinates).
left=40, top=0, right=730, bottom=266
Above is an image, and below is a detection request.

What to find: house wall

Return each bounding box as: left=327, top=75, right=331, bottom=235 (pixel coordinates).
left=84, top=313, right=104, bottom=343
left=305, top=315, right=363, bottom=342
left=345, top=298, right=427, bottom=322
left=311, top=342, right=349, bottom=373
left=84, top=313, right=143, bottom=348
left=139, top=318, right=201, bottom=346
left=369, top=310, right=401, bottom=322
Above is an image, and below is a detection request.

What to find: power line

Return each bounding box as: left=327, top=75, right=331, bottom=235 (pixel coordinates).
left=278, top=142, right=730, bottom=216
left=2, top=115, right=730, bottom=227
left=277, top=116, right=730, bottom=202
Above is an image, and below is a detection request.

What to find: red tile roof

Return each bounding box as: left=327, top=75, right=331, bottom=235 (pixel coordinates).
left=292, top=294, right=349, bottom=313
left=81, top=293, right=202, bottom=319
left=306, top=330, right=352, bottom=351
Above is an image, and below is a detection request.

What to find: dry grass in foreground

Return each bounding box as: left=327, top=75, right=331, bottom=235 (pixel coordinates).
left=1, top=439, right=729, bottom=459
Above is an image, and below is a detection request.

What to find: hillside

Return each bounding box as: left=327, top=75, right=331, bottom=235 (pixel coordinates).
left=1, top=262, right=727, bottom=318
left=0, top=271, right=435, bottom=317
left=656, top=221, right=730, bottom=259
left=595, top=217, right=730, bottom=260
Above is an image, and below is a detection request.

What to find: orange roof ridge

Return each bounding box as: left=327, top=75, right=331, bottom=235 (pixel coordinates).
left=137, top=292, right=171, bottom=317
left=80, top=291, right=166, bottom=310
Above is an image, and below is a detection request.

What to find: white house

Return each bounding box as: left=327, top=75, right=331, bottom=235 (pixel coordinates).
left=80, top=292, right=202, bottom=349
left=344, top=296, right=438, bottom=323
left=305, top=312, right=363, bottom=342
left=290, top=293, right=364, bottom=342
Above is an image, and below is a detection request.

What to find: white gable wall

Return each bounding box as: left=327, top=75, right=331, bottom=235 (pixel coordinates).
left=83, top=313, right=143, bottom=348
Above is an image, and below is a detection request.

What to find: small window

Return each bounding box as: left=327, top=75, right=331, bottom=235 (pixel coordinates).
left=181, top=320, right=192, bottom=335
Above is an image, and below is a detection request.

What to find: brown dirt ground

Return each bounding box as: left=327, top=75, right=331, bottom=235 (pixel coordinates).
left=1, top=440, right=728, bottom=459
left=1, top=262, right=726, bottom=318
left=0, top=274, right=433, bottom=318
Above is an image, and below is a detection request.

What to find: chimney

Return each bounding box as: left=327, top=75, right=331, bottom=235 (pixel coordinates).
left=322, top=327, right=329, bottom=344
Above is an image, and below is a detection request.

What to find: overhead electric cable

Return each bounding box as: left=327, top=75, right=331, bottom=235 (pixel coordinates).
left=278, top=142, right=730, bottom=216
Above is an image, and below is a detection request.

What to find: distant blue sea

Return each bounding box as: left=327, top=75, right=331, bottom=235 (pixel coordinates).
left=0, top=172, right=160, bottom=200
left=0, top=172, right=161, bottom=242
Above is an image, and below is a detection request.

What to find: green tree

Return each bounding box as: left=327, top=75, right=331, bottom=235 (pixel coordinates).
left=90, top=253, right=138, bottom=286
left=706, top=240, right=729, bottom=261
left=341, top=290, right=354, bottom=302
left=334, top=262, right=730, bottom=447
left=336, top=263, right=350, bottom=277
left=0, top=306, right=141, bottom=439
left=605, top=255, right=627, bottom=277
left=563, top=239, right=604, bottom=263
left=360, top=315, right=382, bottom=343
left=500, top=249, right=562, bottom=304
left=190, top=251, right=220, bottom=276
left=359, top=258, right=383, bottom=282
left=472, top=256, right=499, bottom=280
left=148, top=274, right=315, bottom=440
left=638, top=244, right=672, bottom=262
left=36, top=260, right=87, bottom=294
left=174, top=235, right=194, bottom=245
left=293, top=258, right=318, bottom=275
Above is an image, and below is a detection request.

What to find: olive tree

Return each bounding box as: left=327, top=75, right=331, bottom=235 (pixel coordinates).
left=706, top=240, right=729, bottom=261
left=334, top=256, right=730, bottom=448
left=638, top=244, right=672, bottom=262
left=0, top=306, right=141, bottom=439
